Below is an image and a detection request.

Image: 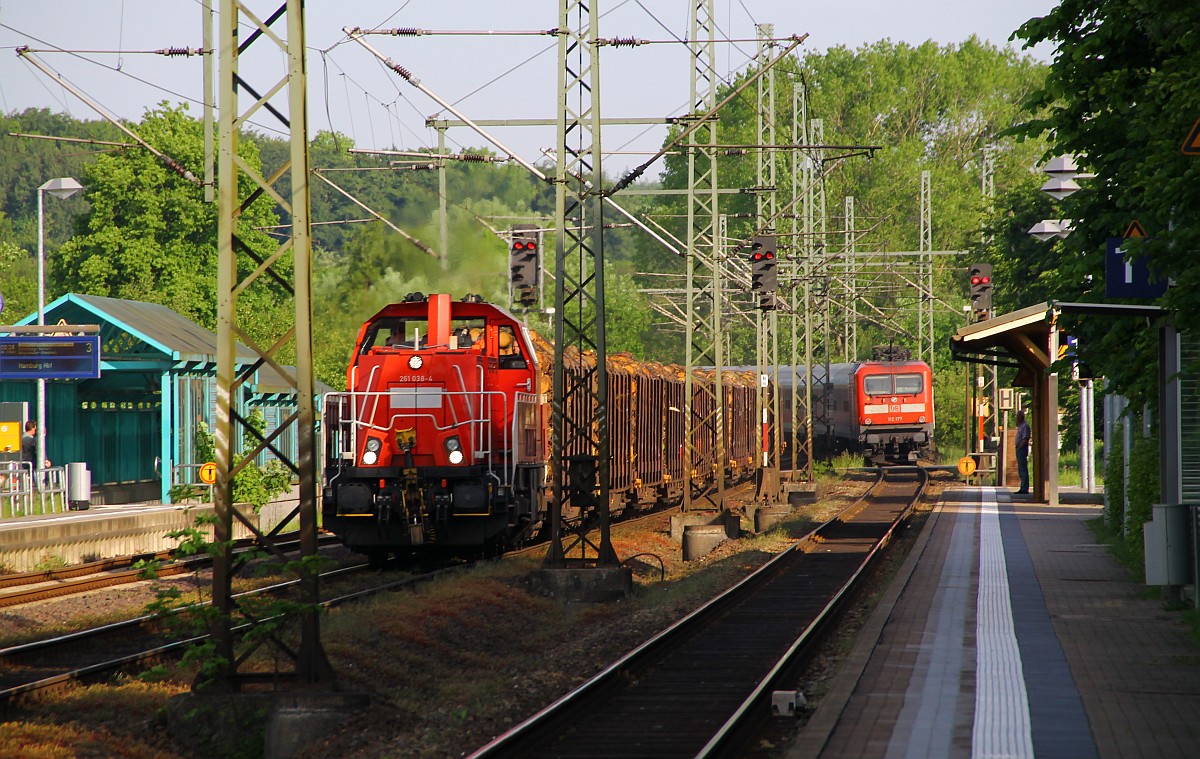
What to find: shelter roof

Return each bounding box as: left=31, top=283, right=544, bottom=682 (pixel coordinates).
left=951, top=300, right=1166, bottom=379
left=17, top=292, right=256, bottom=365
left=11, top=293, right=329, bottom=397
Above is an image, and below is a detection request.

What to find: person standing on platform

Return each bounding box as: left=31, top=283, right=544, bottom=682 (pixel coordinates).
left=20, top=420, right=50, bottom=465
left=1015, top=409, right=1031, bottom=495
left=20, top=421, right=37, bottom=470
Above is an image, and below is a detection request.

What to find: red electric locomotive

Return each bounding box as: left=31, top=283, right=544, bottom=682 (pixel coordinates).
left=823, top=360, right=935, bottom=464
left=778, top=359, right=935, bottom=464
left=321, top=293, right=548, bottom=563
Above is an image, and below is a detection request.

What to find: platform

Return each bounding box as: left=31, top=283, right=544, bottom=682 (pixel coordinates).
left=793, top=486, right=1200, bottom=759
left=0, top=497, right=299, bottom=573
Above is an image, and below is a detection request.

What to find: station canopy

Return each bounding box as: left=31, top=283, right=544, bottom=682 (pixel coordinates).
left=950, top=300, right=1166, bottom=384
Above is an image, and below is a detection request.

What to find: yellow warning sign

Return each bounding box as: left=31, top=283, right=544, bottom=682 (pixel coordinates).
left=198, top=461, right=218, bottom=485
left=957, top=456, right=977, bottom=477
left=1123, top=220, right=1148, bottom=238
left=1182, top=118, right=1200, bottom=156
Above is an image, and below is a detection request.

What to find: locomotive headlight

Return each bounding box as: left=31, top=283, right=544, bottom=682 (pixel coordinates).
left=362, top=436, right=383, bottom=465
left=408, top=355, right=424, bottom=370
left=919, top=415, right=926, bottom=423
left=444, top=436, right=464, bottom=464
left=863, top=418, right=872, bottom=425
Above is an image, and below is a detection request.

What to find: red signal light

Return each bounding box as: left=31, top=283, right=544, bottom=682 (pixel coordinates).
left=981, top=276, right=990, bottom=284
left=971, top=276, right=982, bottom=285
left=764, top=251, right=775, bottom=260
left=752, top=252, right=764, bottom=261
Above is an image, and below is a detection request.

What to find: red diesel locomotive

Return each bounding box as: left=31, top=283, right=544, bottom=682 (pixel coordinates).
left=322, top=293, right=547, bottom=563
left=321, top=293, right=759, bottom=562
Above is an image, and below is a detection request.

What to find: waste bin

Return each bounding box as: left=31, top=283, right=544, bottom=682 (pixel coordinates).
left=67, top=462, right=91, bottom=510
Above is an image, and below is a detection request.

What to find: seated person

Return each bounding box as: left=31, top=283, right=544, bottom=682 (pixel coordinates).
left=468, top=328, right=485, bottom=350
left=387, top=326, right=406, bottom=347
left=386, top=325, right=425, bottom=349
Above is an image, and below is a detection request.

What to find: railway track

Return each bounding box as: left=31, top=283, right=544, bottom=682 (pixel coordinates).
left=0, top=559, right=470, bottom=705
left=0, top=533, right=341, bottom=607
left=469, top=466, right=929, bottom=759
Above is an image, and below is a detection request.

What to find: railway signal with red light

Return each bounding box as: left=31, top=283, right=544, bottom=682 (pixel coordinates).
left=968, top=263, right=993, bottom=315
left=509, top=224, right=540, bottom=306
left=750, top=234, right=778, bottom=309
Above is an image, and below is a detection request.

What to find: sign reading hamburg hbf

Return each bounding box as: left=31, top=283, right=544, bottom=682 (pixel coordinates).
left=0, top=336, right=101, bottom=379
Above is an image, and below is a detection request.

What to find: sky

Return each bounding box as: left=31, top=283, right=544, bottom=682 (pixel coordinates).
left=0, top=1, right=1061, bottom=176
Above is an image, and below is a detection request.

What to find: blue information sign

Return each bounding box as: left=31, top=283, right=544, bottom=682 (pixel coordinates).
left=1105, top=237, right=1168, bottom=299
left=0, top=336, right=101, bottom=379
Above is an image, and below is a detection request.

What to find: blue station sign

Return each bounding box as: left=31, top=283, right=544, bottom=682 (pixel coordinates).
left=0, top=336, right=101, bottom=379
left=1105, top=237, right=1169, bottom=299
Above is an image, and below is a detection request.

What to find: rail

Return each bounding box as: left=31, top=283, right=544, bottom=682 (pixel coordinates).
left=468, top=467, right=929, bottom=758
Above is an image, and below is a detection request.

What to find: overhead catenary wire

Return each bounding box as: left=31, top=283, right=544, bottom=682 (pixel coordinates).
left=16, top=48, right=201, bottom=186
left=311, top=169, right=438, bottom=259
left=14, top=46, right=205, bottom=57
left=7, top=132, right=135, bottom=148
left=1, top=21, right=288, bottom=139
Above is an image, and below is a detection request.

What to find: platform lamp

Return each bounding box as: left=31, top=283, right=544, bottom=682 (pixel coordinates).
left=1026, top=156, right=1097, bottom=493
left=36, top=177, right=83, bottom=476
left=1028, top=155, right=1091, bottom=241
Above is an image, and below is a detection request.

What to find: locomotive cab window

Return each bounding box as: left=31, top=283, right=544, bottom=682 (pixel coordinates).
left=451, top=319, right=487, bottom=350
left=364, top=319, right=428, bottom=351
left=864, top=376, right=893, bottom=396
left=497, top=325, right=526, bottom=369
left=894, top=374, right=923, bottom=395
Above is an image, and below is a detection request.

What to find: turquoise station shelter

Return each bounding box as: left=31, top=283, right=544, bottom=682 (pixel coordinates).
left=0, top=293, right=329, bottom=504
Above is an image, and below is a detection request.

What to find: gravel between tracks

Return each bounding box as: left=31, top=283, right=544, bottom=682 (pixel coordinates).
left=0, top=473, right=949, bottom=758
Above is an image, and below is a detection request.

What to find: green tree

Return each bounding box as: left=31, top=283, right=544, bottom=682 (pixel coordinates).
left=640, top=40, right=1047, bottom=448
left=0, top=109, right=119, bottom=255
left=55, top=103, right=287, bottom=345
left=1012, top=1, right=1200, bottom=402
left=0, top=213, right=36, bottom=321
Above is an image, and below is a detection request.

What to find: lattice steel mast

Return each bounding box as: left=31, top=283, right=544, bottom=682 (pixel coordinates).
left=212, top=0, right=333, bottom=688
left=682, top=0, right=725, bottom=512
left=544, top=0, right=617, bottom=566
left=754, top=24, right=781, bottom=499
left=919, top=169, right=934, bottom=366
left=790, top=82, right=813, bottom=480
